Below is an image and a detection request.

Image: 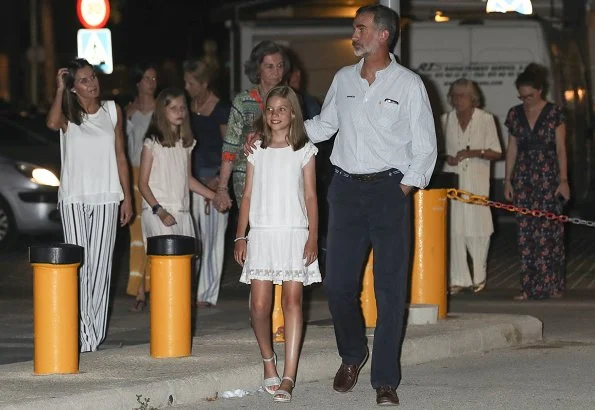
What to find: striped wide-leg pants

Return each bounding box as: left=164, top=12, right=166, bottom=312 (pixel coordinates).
left=192, top=192, right=228, bottom=305
left=60, top=202, right=119, bottom=353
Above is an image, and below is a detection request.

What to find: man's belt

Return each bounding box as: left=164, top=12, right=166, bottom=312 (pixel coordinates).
left=334, top=166, right=401, bottom=182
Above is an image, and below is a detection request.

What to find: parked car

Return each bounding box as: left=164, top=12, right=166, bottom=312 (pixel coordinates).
left=0, top=115, right=62, bottom=248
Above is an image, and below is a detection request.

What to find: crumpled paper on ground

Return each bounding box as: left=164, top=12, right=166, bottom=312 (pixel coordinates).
left=219, top=389, right=254, bottom=398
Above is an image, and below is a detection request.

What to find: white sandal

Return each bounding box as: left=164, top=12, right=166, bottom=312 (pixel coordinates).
left=262, top=353, right=281, bottom=395
left=273, top=376, right=295, bottom=403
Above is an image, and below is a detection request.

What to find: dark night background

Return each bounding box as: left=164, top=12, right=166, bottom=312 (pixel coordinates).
left=0, top=0, right=256, bottom=108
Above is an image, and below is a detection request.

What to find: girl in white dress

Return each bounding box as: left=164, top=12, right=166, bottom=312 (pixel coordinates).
left=138, top=88, right=215, bottom=245
left=234, top=85, right=321, bottom=403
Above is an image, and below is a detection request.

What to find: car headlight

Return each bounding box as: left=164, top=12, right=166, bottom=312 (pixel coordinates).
left=16, top=162, right=60, bottom=187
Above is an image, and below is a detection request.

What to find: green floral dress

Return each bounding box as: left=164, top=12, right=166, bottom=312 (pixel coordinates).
left=221, top=87, right=264, bottom=205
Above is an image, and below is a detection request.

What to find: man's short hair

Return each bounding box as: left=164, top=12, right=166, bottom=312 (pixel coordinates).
left=356, top=4, right=400, bottom=49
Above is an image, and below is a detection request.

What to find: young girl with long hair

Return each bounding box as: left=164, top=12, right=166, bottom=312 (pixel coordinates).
left=138, top=88, right=215, bottom=242
left=234, top=85, right=321, bottom=403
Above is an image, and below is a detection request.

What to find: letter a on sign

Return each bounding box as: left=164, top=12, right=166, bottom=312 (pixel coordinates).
left=77, top=28, right=113, bottom=74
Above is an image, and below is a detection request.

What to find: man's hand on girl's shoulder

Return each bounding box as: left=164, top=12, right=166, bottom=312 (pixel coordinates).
left=243, top=132, right=261, bottom=156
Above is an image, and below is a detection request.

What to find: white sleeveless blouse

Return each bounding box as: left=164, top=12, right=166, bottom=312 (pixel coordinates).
left=127, top=110, right=153, bottom=167
left=59, top=101, right=124, bottom=205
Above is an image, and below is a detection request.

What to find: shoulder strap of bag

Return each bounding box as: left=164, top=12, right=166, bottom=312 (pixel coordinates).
left=104, top=100, right=117, bottom=129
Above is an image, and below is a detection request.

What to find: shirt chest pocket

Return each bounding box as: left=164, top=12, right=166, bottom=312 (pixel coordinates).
left=375, top=99, right=406, bottom=129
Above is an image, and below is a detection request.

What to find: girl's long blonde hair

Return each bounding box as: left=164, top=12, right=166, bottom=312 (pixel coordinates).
left=256, top=85, right=307, bottom=151
left=145, top=87, right=194, bottom=148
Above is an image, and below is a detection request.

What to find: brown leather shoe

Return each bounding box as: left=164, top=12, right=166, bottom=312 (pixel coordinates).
left=332, top=347, right=369, bottom=393
left=376, top=386, right=399, bottom=406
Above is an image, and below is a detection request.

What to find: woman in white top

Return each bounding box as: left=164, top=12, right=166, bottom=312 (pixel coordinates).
left=125, top=62, right=157, bottom=312
left=46, top=58, right=133, bottom=353
left=441, top=78, right=502, bottom=295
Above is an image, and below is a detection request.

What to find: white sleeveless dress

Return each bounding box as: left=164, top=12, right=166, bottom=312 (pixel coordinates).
left=127, top=111, right=153, bottom=167
left=59, top=101, right=123, bottom=205
left=240, top=141, right=322, bottom=286
left=141, top=138, right=196, bottom=239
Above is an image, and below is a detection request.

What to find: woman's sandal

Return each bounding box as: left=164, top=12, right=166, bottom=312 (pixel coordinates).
left=473, top=281, right=486, bottom=293
left=513, top=292, right=528, bottom=301
left=273, top=376, right=295, bottom=403
left=448, top=286, right=465, bottom=295
left=262, top=353, right=281, bottom=395
left=129, top=299, right=146, bottom=313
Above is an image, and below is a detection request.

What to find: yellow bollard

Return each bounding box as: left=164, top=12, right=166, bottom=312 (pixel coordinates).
left=410, top=189, right=448, bottom=318
left=29, top=244, right=84, bottom=375
left=147, top=235, right=195, bottom=358
left=360, top=251, right=377, bottom=328
left=272, top=284, right=285, bottom=342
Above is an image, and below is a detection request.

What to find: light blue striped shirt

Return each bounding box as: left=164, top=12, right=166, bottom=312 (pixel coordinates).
left=304, top=54, right=437, bottom=188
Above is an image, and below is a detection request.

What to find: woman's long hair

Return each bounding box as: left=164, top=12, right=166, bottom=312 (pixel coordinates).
left=130, top=61, right=157, bottom=95
left=145, top=88, right=194, bottom=148
left=61, top=58, right=98, bottom=125
left=256, top=85, right=307, bottom=151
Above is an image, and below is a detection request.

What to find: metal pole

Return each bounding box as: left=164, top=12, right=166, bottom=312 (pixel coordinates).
left=379, top=0, right=401, bottom=57
left=40, top=0, right=55, bottom=108
left=30, top=0, right=39, bottom=106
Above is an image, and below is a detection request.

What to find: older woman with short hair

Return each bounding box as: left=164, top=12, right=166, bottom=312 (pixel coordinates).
left=442, top=78, right=502, bottom=295
left=213, top=41, right=290, bottom=211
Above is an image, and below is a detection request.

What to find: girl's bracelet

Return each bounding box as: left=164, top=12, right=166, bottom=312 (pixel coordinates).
left=234, top=236, right=248, bottom=243
left=217, top=186, right=228, bottom=192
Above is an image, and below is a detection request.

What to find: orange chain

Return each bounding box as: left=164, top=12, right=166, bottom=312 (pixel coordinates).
left=446, top=188, right=570, bottom=223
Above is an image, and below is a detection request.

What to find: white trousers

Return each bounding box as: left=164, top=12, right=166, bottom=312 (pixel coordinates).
left=60, top=202, right=119, bottom=352
left=192, top=192, right=228, bottom=305
left=449, top=235, right=490, bottom=288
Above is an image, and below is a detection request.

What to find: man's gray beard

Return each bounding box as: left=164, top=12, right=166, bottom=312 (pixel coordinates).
left=353, top=48, right=367, bottom=58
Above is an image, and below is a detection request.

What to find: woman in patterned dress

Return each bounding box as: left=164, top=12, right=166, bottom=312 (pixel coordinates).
left=503, top=63, right=570, bottom=300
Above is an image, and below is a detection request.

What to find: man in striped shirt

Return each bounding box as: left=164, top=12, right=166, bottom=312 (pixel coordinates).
left=304, top=4, right=437, bottom=406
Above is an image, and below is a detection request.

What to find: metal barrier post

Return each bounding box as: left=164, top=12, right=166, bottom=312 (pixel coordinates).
left=360, top=252, right=377, bottom=328
left=29, top=243, right=84, bottom=374
left=410, top=173, right=456, bottom=319
left=147, top=235, right=195, bottom=358
left=271, top=284, right=285, bottom=342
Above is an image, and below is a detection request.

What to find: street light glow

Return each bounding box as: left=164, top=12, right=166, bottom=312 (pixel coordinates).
left=486, top=0, right=533, bottom=15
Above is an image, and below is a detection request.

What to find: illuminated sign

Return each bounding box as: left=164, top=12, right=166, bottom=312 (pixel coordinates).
left=77, top=0, right=110, bottom=29
left=486, top=0, right=533, bottom=15
left=77, top=29, right=113, bottom=74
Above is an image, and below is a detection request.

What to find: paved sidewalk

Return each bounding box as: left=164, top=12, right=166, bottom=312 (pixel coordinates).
left=0, top=313, right=542, bottom=410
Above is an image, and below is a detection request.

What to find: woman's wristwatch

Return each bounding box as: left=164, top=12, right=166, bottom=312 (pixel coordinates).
left=152, top=203, right=163, bottom=214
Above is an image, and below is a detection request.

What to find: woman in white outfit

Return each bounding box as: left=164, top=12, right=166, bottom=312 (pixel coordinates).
left=126, top=62, right=157, bottom=312
left=441, top=79, right=502, bottom=295
left=46, top=58, right=133, bottom=352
